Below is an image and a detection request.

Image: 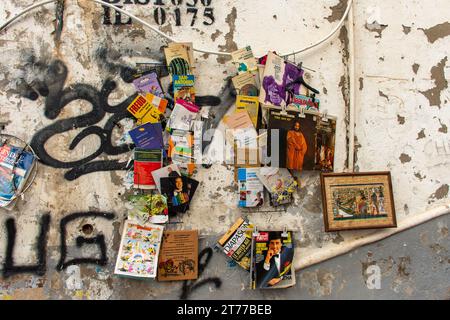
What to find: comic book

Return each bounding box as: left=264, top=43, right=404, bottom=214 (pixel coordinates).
left=256, top=167, right=298, bottom=206
left=173, top=75, right=196, bottom=103
left=133, top=149, right=163, bottom=189
left=238, top=168, right=264, bottom=208
left=217, top=217, right=254, bottom=271
left=0, top=144, right=36, bottom=208
left=157, top=230, right=198, bottom=281
left=127, top=194, right=169, bottom=225
left=114, top=220, right=164, bottom=279
left=231, top=46, right=258, bottom=73
left=259, top=52, right=304, bottom=108
left=250, top=230, right=296, bottom=289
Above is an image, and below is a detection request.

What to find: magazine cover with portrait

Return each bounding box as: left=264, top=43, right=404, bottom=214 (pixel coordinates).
left=251, top=230, right=295, bottom=289
left=267, top=110, right=336, bottom=172
left=160, top=176, right=199, bottom=215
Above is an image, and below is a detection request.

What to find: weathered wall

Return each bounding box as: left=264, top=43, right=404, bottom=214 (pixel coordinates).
left=0, top=0, right=448, bottom=299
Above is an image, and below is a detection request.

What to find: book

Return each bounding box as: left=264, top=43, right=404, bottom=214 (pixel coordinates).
left=133, top=72, right=165, bottom=98
left=231, top=46, right=258, bottom=73
left=217, top=217, right=254, bottom=271
left=128, top=122, right=164, bottom=150
left=166, top=99, right=199, bottom=132
left=256, top=167, right=298, bottom=206
left=151, top=164, right=181, bottom=193
left=160, top=176, right=199, bottom=215
left=173, top=75, right=196, bottom=103
left=0, top=144, right=36, bottom=207
left=235, top=95, right=260, bottom=128
left=259, top=52, right=304, bottom=108
left=127, top=194, right=169, bottom=225
left=238, top=168, right=264, bottom=208
left=168, top=130, right=195, bottom=177
left=145, top=93, right=168, bottom=114
left=133, top=149, right=163, bottom=189
left=127, top=95, right=162, bottom=124
left=232, top=72, right=258, bottom=97
left=157, top=230, right=198, bottom=281
left=290, top=94, right=320, bottom=112
left=251, top=230, right=296, bottom=289
left=114, top=220, right=164, bottom=279
left=164, top=43, right=192, bottom=76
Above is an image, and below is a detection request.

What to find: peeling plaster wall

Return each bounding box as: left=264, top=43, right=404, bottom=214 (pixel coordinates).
left=0, top=0, right=448, bottom=299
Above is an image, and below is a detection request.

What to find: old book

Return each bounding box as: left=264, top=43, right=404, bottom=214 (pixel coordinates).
left=133, top=72, right=165, bottom=98
left=217, top=217, right=254, bottom=271
left=133, top=149, right=163, bottom=189
left=235, top=95, right=260, bottom=128
left=157, top=230, right=198, bottom=281
left=128, top=122, right=164, bottom=150
left=232, top=72, right=258, bottom=96
left=238, top=168, right=264, bottom=208
left=231, top=46, right=258, bottom=73
left=165, top=43, right=192, bottom=76
left=250, top=230, right=296, bottom=289
left=166, top=99, right=199, bottom=132
left=173, top=75, right=196, bottom=103
left=256, top=167, right=298, bottom=207
left=114, top=221, right=164, bottom=279
left=127, top=95, right=162, bottom=124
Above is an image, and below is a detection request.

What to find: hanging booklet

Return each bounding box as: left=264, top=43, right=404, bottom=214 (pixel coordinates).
left=259, top=52, right=304, bottom=108
left=232, top=72, right=259, bottom=97
left=127, top=194, right=169, bottom=225
left=173, top=75, right=196, bottom=103
left=231, top=46, right=258, bottom=73
left=114, top=220, right=164, bottom=279
left=256, top=167, right=298, bottom=207
left=133, top=149, right=163, bottom=189
left=127, top=95, right=162, bottom=124
left=168, top=130, right=195, bottom=177
left=250, top=230, right=296, bottom=289
left=160, top=176, right=199, bottom=215
left=238, top=168, right=264, bottom=208
left=166, top=99, right=199, bottom=132
left=164, top=43, right=192, bottom=76
left=151, top=164, right=181, bottom=193
left=133, top=72, right=165, bottom=98
left=145, top=93, right=168, bottom=114
left=290, top=94, right=320, bottom=112
left=128, top=122, right=164, bottom=150
left=217, top=217, right=254, bottom=271
left=157, top=230, right=198, bottom=281
left=235, top=95, right=260, bottom=128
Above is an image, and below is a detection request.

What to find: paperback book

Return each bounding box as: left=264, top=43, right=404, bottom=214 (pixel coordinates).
left=235, top=95, right=260, bottom=128
left=128, top=122, right=164, bottom=150
left=256, top=167, right=298, bottom=207
left=133, top=72, right=165, bottom=98
left=232, top=72, right=258, bottom=97
left=173, top=75, right=196, bottom=103
left=166, top=99, right=199, bottom=132
left=238, top=168, right=264, bottom=208
left=127, top=95, right=162, bottom=124
left=133, top=148, right=163, bottom=189
left=127, top=194, right=169, bottom=225
left=231, top=46, right=258, bottom=73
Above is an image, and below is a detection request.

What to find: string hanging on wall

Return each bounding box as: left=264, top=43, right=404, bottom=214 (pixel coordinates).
left=0, top=0, right=353, bottom=57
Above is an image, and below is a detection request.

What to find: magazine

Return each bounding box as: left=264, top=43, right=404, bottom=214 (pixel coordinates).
left=217, top=217, right=254, bottom=271
left=232, top=72, right=258, bottom=97
left=173, top=75, right=195, bottom=103
left=168, top=130, right=195, bottom=177
left=256, top=167, right=298, bottom=206
left=128, top=122, right=164, bottom=150
left=231, top=46, right=258, bottom=73
left=127, top=95, right=162, bottom=124
left=259, top=52, right=304, bottom=108
left=166, top=99, right=199, bottom=132
left=235, top=95, right=260, bottom=128
left=0, top=144, right=36, bottom=207
left=127, top=194, right=169, bottom=224
left=238, top=168, right=264, bottom=208
left=114, top=220, right=164, bottom=279
left=133, top=149, right=163, bottom=189
left=251, top=230, right=296, bottom=289
left=133, top=72, right=165, bottom=98
left=157, top=230, right=198, bottom=281
left=151, top=164, right=181, bottom=193
left=160, top=176, right=199, bottom=215
left=290, top=94, right=320, bottom=112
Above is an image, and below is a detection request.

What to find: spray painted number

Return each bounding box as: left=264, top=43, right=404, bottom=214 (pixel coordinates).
left=154, top=7, right=215, bottom=26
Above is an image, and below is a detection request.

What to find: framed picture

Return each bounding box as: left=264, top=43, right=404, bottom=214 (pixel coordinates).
left=320, top=172, right=397, bottom=232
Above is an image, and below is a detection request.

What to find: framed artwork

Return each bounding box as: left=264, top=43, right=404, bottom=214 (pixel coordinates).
left=320, top=172, right=397, bottom=232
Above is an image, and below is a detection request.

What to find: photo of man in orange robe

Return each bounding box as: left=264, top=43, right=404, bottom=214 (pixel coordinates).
left=286, top=121, right=308, bottom=171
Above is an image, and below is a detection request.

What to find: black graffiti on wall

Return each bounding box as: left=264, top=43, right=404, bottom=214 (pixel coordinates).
left=15, top=49, right=234, bottom=180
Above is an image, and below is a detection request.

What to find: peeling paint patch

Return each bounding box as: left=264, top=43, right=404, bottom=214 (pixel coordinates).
left=438, top=119, right=448, bottom=133
left=211, top=29, right=222, bottom=42
left=379, top=90, right=389, bottom=101
left=414, top=172, right=425, bottom=181
left=430, top=184, right=449, bottom=200
left=412, top=63, right=420, bottom=75
left=359, top=77, right=364, bottom=90
left=397, top=115, right=405, bottom=125
left=399, top=153, right=412, bottom=163
left=365, top=22, right=388, bottom=38
left=217, top=7, right=237, bottom=64
left=419, top=57, right=448, bottom=108
left=325, top=0, right=348, bottom=23
left=402, top=25, right=412, bottom=35
left=419, top=22, right=450, bottom=43
left=417, top=129, right=426, bottom=140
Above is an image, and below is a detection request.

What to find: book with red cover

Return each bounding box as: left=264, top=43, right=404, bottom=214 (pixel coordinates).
left=133, top=149, right=163, bottom=189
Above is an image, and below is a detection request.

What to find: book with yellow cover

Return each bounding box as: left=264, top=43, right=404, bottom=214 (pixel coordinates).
left=236, top=95, right=259, bottom=128
left=127, top=95, right=162, bottom=124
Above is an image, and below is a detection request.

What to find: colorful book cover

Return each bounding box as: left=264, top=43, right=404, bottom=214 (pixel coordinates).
left=157, top=230, right=198, bottom=281
left=166, top=99, right=199, bottom=132
left=232, top=72, right=258, bottom=96
left=133, top=149, right=163, bottom=189
left=259, top=52, right=304, bottom=108
left=128, top=122, right=164, bottom=150
left=217, top=217, right=254, bottom=271
left=127, top=194, right=169, bottom=225
left=114, top=220, right=164, bottom=279
left=164, top=44, right=192, bottom=76
left=0, top=144, right=35, bottom=204
left=133, top=72, right=165, bottom=98
left=160, top=176, right=199, bottom=215
left=151, top=164, right=181, bottom=193
left=173, top=75, right=196, bottom=103
left=256, top=167, right=298, bottom=207
left=236, top=95, right=260, bottom=128
left=231, top=46, right=258, bottom=73
left=168, top=130, right=195, bottom=177
left=145, top=93, right=168, bottom=113
left=238, top=168, right=264, bottom=208
left=290, top=94, right=320, bottom=112
left=251, top=230, right=296, bottom=289
left=127, top=95, right=162, bottom=124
